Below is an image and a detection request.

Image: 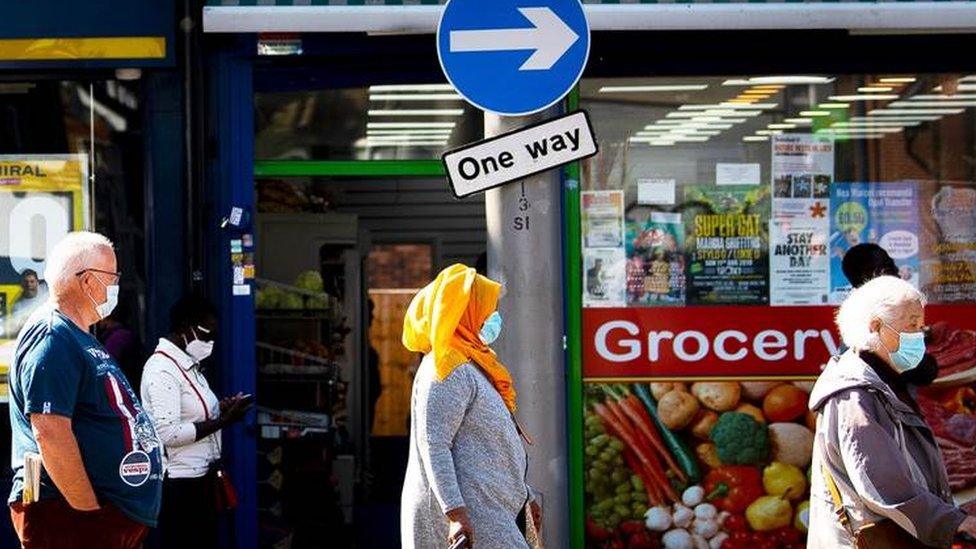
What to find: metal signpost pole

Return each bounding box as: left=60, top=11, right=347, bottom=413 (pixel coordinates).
left=485, top=109, right=568, bottom=549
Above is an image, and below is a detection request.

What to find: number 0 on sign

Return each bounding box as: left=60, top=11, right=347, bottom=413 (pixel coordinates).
left=437, top=0, right=590, bottom=116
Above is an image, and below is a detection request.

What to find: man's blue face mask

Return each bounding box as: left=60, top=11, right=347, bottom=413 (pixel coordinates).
left=479, top=311, right=502, bottom=345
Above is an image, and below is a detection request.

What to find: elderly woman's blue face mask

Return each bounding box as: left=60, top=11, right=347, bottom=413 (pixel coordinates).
left=881, top=321, right=926, bottom=373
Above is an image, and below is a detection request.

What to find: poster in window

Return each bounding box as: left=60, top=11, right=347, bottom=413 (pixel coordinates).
left=584, top=248, right=626, bottom=307
left=0, top=154, right=89, bottom=403
left=625, top=212, right=685, bottom=306
left=924, top=185, right=976, bottom=302
left=829, top=182, right=920, bottom=303
left=770, top=135, right=833, bottom=306
left=582, top=191, right=625, bottom=248
left=684, top=185, right=770, bottom=305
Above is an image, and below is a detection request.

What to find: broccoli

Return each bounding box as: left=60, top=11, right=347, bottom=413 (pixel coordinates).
left=710, top=411, right=770, bottom=465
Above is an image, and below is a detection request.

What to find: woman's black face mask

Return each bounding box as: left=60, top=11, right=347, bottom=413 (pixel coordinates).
left=902, top=354, right=939, bottom=386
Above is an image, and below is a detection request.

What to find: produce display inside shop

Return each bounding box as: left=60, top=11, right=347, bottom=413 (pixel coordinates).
left=584, top=380, right=813, bottom=549
left=918, top=319, right=976, bottom=517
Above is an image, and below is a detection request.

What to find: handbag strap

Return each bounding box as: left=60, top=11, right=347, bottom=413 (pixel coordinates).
left=821, top=461, right=859, bottom=540
left=154, top=350, right=211, bottom=421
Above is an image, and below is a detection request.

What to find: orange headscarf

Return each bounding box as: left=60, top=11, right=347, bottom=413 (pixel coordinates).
left=402, top=264, right=517, bottom=412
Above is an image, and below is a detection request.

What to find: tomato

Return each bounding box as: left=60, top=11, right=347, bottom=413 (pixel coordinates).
left=723, top=514, right=749, bottom=533
left=771, top=527, right=801, bottom=545
left=618, top=521, right=645, bottom=537
left=721, top=534, right=750, bottom=549
left=626, top=531, right=659, bottom=549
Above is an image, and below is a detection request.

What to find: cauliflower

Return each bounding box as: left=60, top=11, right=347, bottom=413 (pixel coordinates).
left=694, top=504, right=717, bottom=521
left=709, top=533, right=730, bottom=549
left=710, top=412, right=770, bottom=465
left=663, top=529, right=694, bottom=549
left=693, top=518, right=719, bottom=539
left=682, top=486, right=705, bottom=508
left=672, top=505, right=694, bottom=529
left=645, top=506, right=672, bottom=532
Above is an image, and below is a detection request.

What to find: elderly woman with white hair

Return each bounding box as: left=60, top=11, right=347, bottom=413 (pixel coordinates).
left=808, top=276, right=976, bottom=548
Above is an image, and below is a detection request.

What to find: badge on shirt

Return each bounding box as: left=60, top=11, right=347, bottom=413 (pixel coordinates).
left=119, top=451, right=152, bottom=487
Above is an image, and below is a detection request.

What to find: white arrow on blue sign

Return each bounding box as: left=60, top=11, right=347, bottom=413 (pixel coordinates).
left=437, top=0, right=590, bottom=117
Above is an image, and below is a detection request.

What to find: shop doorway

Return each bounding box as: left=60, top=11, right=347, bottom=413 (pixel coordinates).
left=252, top=175, right=486, bottom=548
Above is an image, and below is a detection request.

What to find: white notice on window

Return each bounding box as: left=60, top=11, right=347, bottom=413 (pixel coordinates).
left=637, top=179, right=676, bottom=205
left=716, top=163, right=761, bottom=186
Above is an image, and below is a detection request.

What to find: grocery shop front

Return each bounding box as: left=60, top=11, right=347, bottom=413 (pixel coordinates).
left=202, top=3, right=976, bottom=548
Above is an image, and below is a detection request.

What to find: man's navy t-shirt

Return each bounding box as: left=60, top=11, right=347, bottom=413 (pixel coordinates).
left=8, top=307, right=163, bottom=526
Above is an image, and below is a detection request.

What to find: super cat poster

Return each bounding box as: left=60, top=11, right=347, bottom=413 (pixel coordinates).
left=684, top=185, right=770, bottom=305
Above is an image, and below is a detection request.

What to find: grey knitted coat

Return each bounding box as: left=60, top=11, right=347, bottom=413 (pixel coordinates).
left=400, top=357, right=531, bottom=549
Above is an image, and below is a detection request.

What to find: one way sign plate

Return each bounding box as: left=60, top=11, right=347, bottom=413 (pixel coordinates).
left=442, top=111, right=598, bottom=198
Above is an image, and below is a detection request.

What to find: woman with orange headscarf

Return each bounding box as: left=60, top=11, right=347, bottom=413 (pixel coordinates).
left=400, top=264, right=538, bottom=549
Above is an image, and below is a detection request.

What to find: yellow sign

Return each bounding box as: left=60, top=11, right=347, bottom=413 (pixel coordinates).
left=0, top=155, right=89, bottom=402
left=0, top=37, right=165, bottom=61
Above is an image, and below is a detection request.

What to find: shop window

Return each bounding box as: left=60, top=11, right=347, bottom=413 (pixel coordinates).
left=0, top=79, right=145, bottom=482
left=577, top=73, right=976, bottom=543
left=254, top=84, right=484, bottom=161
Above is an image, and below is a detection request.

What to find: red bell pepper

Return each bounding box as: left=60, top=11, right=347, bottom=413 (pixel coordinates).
left=587, top=518, right=614, bottom=542
left=703, top=466, right=765, bottom=513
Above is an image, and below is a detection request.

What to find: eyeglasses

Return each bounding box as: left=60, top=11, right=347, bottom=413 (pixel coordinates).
left=75, top=268, right=122, bottom=283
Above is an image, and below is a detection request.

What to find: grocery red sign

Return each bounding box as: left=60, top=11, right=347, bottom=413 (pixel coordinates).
left=583, top=304, right=976, bottom=380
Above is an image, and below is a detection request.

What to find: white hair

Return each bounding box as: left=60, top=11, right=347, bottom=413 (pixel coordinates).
left=835, top=275, right=926, bottom=350
left=44, top=231, right=114, bottom=299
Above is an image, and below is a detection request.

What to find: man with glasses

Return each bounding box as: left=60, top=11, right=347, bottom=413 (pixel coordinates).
left=7, top=231, right=163, bottom=548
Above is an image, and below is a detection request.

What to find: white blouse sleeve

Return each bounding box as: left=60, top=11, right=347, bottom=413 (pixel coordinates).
left=140, top=362, right=197, bottom=448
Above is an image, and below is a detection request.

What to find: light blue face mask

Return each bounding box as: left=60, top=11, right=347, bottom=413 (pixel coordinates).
left=479, top=311, right=502, bottom=345
left=882, top=322, right=926, bottom=373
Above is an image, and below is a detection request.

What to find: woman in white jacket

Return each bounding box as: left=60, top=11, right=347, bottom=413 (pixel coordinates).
left=140, top=297, right=251, bottom=547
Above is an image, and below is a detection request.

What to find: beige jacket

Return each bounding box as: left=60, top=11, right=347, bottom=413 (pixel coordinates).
left=808, top=350, right=966, bottom=548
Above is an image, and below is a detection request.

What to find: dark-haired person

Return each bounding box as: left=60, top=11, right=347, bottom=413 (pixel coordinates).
left=841, top=243, right=939, bottom=386
left=8, top=269, right=49, bottom=336
left=140, top=297, right=251, bottom=547
left=841, top=243, right=898, bottom=289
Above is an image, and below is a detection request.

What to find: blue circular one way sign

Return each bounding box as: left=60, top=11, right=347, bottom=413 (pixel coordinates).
left=437, top=0, right=590, bottom=117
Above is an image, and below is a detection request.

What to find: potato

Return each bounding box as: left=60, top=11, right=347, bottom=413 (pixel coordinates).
left=696, top=442, right=722, bottom=469
left=735, top=403, right=766, bottom=424
left=692, top=382, right=741, bottom=412
left=658, top=390, right=700, bottom=430
left=763, top=385, right=809, bottom=422
left=689, top=409, right=720, bottom=440
left=740, top=382, right=782, bottom=401
left=651, top=382, right=688, bottom=401
left=768, top=423, right=814, bottom=468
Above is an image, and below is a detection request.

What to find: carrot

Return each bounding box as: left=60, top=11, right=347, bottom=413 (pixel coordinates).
left=592, top=401, right=677, bottom=503
left=623, top=449, right=662, bottom=507
left=614, top=386, right=687, bottom=483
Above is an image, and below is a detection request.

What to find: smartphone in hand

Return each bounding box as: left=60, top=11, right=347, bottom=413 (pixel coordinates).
left=448, top=534, right=469, bottom=549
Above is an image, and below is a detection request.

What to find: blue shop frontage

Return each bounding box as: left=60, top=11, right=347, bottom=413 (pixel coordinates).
left=0, top=1, right=185, bottom=545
